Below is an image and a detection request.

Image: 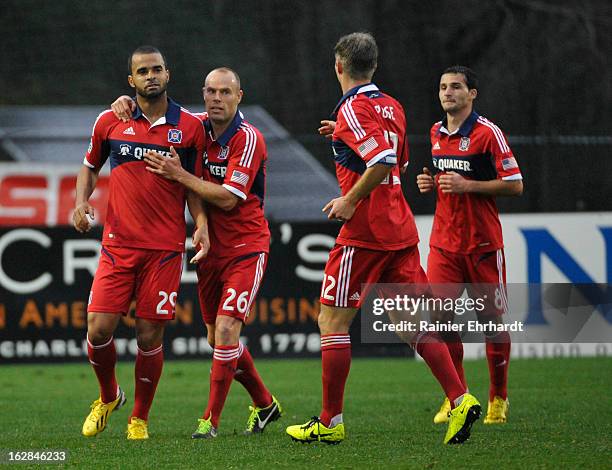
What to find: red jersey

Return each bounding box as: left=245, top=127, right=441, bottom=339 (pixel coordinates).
left=195, top=110, right=270, bottom=258
left=429, top=111, right=522, bottom=254
left=331, top=83, right=418, bottom=251
left=84, top=99, right=204, bottom=252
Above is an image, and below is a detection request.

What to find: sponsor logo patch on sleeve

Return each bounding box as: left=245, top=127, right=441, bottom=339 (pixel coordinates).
left=357, top=136, right=379, bottom=157
left=230, top=169, right=250, bottom=187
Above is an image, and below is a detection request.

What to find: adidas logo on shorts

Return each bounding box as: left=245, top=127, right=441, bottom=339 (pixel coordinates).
left=349, top=292, right=360, bottom=301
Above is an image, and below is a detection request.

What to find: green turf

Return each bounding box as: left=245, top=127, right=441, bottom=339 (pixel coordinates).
left=1, top=357, right=611, bottom=469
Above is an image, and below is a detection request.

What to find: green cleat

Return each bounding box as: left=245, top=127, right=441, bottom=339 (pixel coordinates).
left=286, top=416, right=345, bottom=444
left=244, top=395, right=282, bottom=434
left=444, top=393, right=481, bottom=444
left=191, top=417, right=218, bottom=439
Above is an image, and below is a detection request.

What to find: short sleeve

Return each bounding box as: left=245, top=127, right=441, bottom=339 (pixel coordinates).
left=83, top=110, right=113, bottom=169
left=483, top=120, right=522, bottom=181
left=222, top=125, right=266, bottom=200
left=191, top=121, right=205, bottom=178
left=336, top=100, right=396, bottom=168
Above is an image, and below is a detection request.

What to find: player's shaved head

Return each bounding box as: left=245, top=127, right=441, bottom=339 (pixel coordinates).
left=334, top=32, right=378, bottom=81
left=206, top=67, right=241, bottom=92
left=128, top=45, right=167, bottom=74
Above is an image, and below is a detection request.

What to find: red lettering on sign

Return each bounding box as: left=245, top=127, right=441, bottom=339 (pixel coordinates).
left=0, top=176, right=47, bottom=225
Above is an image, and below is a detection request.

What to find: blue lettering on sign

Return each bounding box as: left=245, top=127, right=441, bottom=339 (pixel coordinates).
left=522, top=228, right=612, bottom=324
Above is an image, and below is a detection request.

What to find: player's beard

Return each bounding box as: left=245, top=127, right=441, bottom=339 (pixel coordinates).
left=136, top=81, right=168, bottom=99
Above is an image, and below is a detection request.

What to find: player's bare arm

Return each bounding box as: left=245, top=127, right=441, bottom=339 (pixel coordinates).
left=438, top=171, right=523, bottom=196
left=416, top=167, right=435, bottom=193
left=323, top=163, right=393, bottom=221
left=145, top=147, right=239, bottom=211
left=111, top=95, right=137, bottom=123
left=73, top=165, right=100, bottom=233
left=186, top=192, right=210, bottom=263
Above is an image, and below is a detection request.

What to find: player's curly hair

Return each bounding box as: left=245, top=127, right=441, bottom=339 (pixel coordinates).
left=334, top=32, right=378, bottom=81
left=443, top=65, right=479, bottom=91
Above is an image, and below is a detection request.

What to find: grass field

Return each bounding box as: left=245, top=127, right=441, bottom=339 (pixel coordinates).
left=1, top=357, right=611, bottom=469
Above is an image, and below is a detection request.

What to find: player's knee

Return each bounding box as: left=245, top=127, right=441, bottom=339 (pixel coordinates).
left=136, top=333, right=162, bottom=351
left=87, top=314, right=116, bottom=344
left=205, top=324, right=215, bottom=348
left=317, top=307, right=351, bottom=335
left=214, top=316, right=240, bottom=344
left=135, top=324, right=164, bottom=350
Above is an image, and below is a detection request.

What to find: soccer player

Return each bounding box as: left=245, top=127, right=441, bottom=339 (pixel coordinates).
left=74, top=45, right=207, bottom=440
left=416, top=66, right=523, bottom=425
left=285, top=32, right=481, bottom=445
left=110, top=67, right=281, bottom=439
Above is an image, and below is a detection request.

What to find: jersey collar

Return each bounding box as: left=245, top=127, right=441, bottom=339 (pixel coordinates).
left=132, top=97, right=181, bottom=126
left=204, top=110, right=244, bottom=146
left=332, top=83, right=380, bottom=117
left=438, top=110, right=480, bottom=137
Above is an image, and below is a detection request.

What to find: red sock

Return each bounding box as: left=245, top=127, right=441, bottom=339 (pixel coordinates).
left=319, top=333, right=351, bottom=426
left=485, top=331, right=510, bottom=401
left=204, top=344, right=239, bottom=428
left=131, top=344, right=164, bottom=421
left=234, top=343, right=272, bottom=408
left=413, top=332, right=466, bottom=405
left=87, top=335, right=118, bottom=403
left=441, top=331, right=467, bottom=389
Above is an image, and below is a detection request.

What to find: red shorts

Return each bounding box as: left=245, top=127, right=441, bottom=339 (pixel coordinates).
left=427, top=247, right=508, bottom=315
left=320, top=244, right=428, bottom=308
left=197, top=252, right=267, bottom=325
left=88, top=245, right=183, bottom=320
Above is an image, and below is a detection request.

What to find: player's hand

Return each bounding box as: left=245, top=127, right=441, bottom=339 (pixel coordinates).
left=190, top=224, right=210, bottom=263
left=111, top=95, right=136, bottom=123
left=73, top=202, right=95, bottom=233
left=318, top=120, right=336, bottom=139
left=416, top=167, right=435, bottom=193
left=322, top=196, right=356, bottom=222
left=145, top=146, right=184, bottom=180
left=438, top=171, right=472, bottom=194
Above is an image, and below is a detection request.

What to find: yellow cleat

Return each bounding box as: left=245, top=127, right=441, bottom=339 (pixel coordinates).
left=126, top=417, right=149, bottom=440
left=286, top=417, right=345, bottom=444
left=82, top=388, right=126, bottom=437
left=244, top=395, right=283, bottom=434
left=433, top=397, right=451, bottom=424
left=483, top=396, right=509, bottom=424
left=444, top=393, right=481, bottom=445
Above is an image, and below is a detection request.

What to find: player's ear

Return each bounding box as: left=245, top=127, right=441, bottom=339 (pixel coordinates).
left=166, top=68, right=170, bottom=84
left=237, top=89, right=243, bottom=104
left=335, top=59, right=343, bottom=75
left=127, top=75, right=135, bottom=89
left=470, top=88, right=477, bottom=100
